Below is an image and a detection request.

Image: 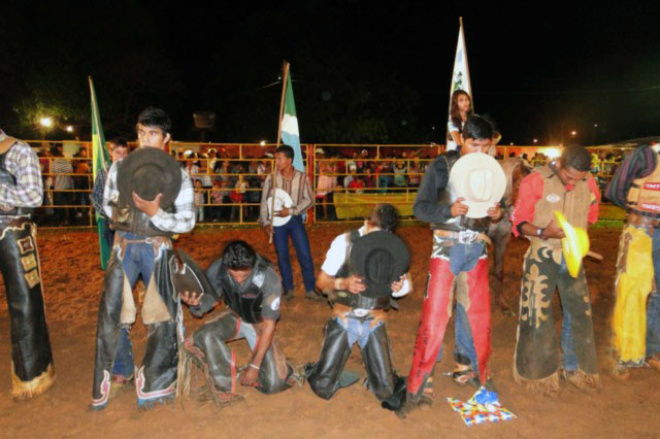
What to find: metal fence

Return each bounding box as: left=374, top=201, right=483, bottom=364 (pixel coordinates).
left=26, top=141, right=627, bottom=228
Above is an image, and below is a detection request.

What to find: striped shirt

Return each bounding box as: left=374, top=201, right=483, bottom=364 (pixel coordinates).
left=51, top=157, right=73, bottom=190
left=260, top=169, right=313, bottom=226
left=91, top=168, right=107, bottom=215
left=103, top=156, right=196, bottom=234
left=0, top=131, right=43, bottom=212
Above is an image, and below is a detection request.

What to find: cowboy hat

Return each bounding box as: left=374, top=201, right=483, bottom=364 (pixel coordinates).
left=554, top=211, right=590, bottom=278
left=267, top=188, right=293, bottom=227
left=448, top=152, right=506, bottom=219
left=117, top=147, right=182, bottom=210
left=169, top=249, right=215, bottom=301
left=349, top=231, right=410, bottom=299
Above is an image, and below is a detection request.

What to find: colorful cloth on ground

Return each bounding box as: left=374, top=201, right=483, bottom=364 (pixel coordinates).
left=447, top=387, right=516, bottom=426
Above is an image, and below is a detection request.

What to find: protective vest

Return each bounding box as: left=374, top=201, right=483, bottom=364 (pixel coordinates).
left=110, top=160, right=176, bottom=236
left=432, top=151, right=491, bottom=233
left=0, top=144, right=34, bottom=217
left=334, top=230, right=392, bottom=310
left=220, top=256, right=271, bottom=324
left=627, top=158, right=660, bottom=216
left=528, top=165, right=591, bottom=248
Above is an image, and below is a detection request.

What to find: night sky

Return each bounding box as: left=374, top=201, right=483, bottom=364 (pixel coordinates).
left=2, top=1, right=659, bottom=146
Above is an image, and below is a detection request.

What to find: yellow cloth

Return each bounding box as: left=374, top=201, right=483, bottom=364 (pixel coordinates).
left=612, top=225, right=653, bottom=362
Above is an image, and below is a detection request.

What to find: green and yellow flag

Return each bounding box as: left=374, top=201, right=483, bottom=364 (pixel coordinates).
left=88, top=76, right=111, bottom=269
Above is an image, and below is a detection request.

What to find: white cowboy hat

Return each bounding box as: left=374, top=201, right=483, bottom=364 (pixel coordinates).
left=267, top=188, right=293, bottom=227
left=449, top=152, right=506, bottom=219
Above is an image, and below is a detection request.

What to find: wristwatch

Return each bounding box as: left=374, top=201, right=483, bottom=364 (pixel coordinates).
left=536, top=227, right=544, bottom=237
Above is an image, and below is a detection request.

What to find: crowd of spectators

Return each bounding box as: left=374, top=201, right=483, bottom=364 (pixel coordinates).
left=31, top=142, right=628, bottom=226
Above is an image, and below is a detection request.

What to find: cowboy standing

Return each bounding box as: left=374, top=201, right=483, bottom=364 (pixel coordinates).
left=605, top=143, right=660, bottom=379
left=305, top=204, right=411, bottom=407
left=259, top=144, right=321, bottom=301
left=0, top=129, right=56, bottom=401
left=180, top=240, right=295, bottom=405
left=510, top=145, right=601, bottom=395
left=91, top=108, right=196, bottom=410
left=399, top=115, right=504, bottom=415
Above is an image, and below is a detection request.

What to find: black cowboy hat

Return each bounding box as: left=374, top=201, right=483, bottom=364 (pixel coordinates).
left=349, top=230, right=410, bottom=299
left=117, top=147, right=182, bottom=210
left=169, top=249, right=215, bottom=301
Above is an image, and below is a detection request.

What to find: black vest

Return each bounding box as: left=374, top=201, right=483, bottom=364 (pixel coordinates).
left=0, top=145, right=34, bottom=217
left=333, top=230, right=392, bottom=310
left=220, top=256, right=271, bottom=324
left=432, top=151, right=491, bottom=233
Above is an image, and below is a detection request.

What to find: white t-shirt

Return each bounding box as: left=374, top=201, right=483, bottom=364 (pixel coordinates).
left=320, top=225, right=410, bottom=298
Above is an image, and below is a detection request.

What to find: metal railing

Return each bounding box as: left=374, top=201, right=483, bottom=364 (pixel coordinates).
left=23, top=141, right=627, bottom=228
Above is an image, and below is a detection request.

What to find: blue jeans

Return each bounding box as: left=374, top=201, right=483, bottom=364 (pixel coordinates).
left=338, top=316, right=384, bottom=349
left=557, top=256, right=578, bottom=371
left=648, top=228, right=660, bottom=357
left=111, top=232, right=158, bottom=377
left=273, top=215, right=316, bottom=292
left=435, top=241, right=486, bottom=371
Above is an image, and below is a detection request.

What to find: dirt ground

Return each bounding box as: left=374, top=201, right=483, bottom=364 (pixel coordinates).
left=0, top=224, right=658, bottom=439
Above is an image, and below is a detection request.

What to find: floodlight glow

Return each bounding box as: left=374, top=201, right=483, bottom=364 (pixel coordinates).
left=40, top=117, right=53, bottom=128
left=545, top=147, right=561, bottom=158
left=66, top=125, right=74, bottom=133
left=260, top=140, right=267, bottom=147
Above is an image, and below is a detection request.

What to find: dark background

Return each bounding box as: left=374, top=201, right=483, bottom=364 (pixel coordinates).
left=1, top=0, right=659, bottom=145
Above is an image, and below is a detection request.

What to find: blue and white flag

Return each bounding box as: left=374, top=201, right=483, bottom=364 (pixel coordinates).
left=449, top=18, right=473, bottom=105
left=280, top=69, right=304, bottom=172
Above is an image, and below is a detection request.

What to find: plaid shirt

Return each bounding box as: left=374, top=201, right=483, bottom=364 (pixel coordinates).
left=103, top=159, right=196, bottom=234
left=0, top=130, right=43, bottom=212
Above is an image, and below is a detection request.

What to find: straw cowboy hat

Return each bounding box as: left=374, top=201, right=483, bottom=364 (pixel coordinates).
left=118, top=147, right=182, bottom=210
left=448, top=152, right=506, bottom=219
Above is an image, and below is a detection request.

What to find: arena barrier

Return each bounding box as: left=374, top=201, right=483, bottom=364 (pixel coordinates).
left=25, top=141, right=626, bottom=228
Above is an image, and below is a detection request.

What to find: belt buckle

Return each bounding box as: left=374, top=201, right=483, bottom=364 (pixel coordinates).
left=458, top=230, right=478, bottom=244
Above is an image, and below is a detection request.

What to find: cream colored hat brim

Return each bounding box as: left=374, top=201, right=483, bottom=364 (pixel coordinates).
left=449, top=152, right=507, bottom=219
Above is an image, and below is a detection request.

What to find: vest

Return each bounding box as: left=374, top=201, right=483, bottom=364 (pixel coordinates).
left=0, top=143, right=34, bottom=217
left=333, top=230, right=392, bottom=310
left=627, top=157, right=660, bottom=216
left=220, top=256, right=271, bottom=324
left=432, top=151, right=491, bottom=233
left=528, top=165, right=591, bottom=248
left=110, top=160, right=176, bottom=237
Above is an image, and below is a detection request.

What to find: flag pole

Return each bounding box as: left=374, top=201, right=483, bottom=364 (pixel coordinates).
left=269, top=60, right=290, bottom=244
left=460, top=17, right=473, bottom=109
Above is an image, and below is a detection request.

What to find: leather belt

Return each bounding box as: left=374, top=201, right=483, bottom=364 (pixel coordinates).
left=628, top=212, right=660, bottom=229
left=0, top=216, right=30, bottom=228
left=433, top=229, right=492, bottom=246
left=332, top=302, right=388, bottom=322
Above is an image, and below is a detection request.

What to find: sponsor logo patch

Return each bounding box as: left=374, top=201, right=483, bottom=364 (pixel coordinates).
left=271, top=297, right=281, bottom=311
left=546, top=194, right=561, bottom=203
left=640, top=202, right=660, bottom=212
left=644, top=182, right=660, bottom=191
